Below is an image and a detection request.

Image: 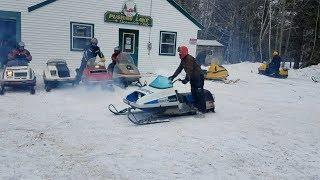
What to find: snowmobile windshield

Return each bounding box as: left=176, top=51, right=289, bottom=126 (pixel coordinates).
left=149, top=75, right=173, bottom=89
left=6, top=59, right=29, bottom=67
left=86, top=57, right=97, bottom=67
left=116, top=53, right=134, bottom=64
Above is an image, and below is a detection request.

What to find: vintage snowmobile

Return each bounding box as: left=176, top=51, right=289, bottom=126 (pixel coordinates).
left=0, top=58, right=36, bottom=95
left=202, top=64, right=239, bottom=84
left=81, top=57, right=113, bottom=89
left=108, top=53, right=143, bottom=87
left=43, top=59, right=76, bottom=92
left=258, top=63, right=288, bottom=78
left=108, top=75, right=215, bottom=125
left=203, top=64, right=229, bottom=80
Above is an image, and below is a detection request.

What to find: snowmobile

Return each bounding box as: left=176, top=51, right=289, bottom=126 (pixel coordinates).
left=203, top=64, right=229, bottom=80
left=43, top=59, right=76, bottom=92
left=81, top=57, right=113, bottom=89
left=108, top=75, right=215, bottom=125
left=108, top=53, right=143, bottom=87
left=202, top=64, right=239, bottom=84
left=0, top=58, right=36, bottom=95
left=258, top=63, right=288, bottom=78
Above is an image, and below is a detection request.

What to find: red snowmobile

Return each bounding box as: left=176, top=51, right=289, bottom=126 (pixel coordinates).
left=81, top=58, right=113, bottom=89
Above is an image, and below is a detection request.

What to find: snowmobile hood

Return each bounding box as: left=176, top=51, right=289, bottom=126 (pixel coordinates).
left=115, top=63, right=140, bottom=75
left=83, top=66, right=112, bottom=81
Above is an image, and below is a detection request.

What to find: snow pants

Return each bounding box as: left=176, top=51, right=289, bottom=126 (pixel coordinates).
left=75, top=58, right=87, bottom=84
left=190, top=74, right=206, bottom=113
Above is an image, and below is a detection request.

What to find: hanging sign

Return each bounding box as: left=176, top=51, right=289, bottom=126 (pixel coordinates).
left=104, top=0, right=153, bottom=27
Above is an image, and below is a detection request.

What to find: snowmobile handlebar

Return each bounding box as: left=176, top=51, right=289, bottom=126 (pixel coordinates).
left=172, top=79, right=182, bottom=84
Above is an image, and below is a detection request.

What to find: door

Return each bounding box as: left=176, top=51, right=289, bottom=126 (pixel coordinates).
left=0, top=11, right=21, bottom=67
left=119, top=29, right=139, bottom=66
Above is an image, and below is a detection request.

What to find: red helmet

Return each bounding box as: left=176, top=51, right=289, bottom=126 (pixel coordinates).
left=178, top=46, right=188, bottom=59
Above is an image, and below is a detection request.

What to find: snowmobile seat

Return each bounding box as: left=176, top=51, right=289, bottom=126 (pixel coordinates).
left=176, top=93, right=195, bottom=104
left=126, top=91, right=146, bottom=103
left=56, top=63, right=70, bottom=78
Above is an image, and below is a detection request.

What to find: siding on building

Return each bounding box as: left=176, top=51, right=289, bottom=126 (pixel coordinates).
left=0, top=0, right=199, bottom=73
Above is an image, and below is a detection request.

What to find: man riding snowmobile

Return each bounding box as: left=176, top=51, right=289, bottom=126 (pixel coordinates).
left=74, top=38, right=106, bottom=84
left=168, top=46, right=206, bottom=115
left=7, top=41, right=32, bottom=63
left=266, top=51, right=282, bottom=75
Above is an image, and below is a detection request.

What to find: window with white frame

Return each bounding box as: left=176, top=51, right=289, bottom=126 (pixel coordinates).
left=70, top=22, right=94, bottom=51
left=159, top=31, right=177, bottom=56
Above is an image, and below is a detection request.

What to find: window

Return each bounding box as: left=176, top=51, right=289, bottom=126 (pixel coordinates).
left=159, top=31, right=177, bottom=56
left=70, top=22, right=94, bottom=51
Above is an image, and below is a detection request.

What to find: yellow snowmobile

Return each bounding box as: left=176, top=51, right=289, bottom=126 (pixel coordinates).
left=204, top=64, right=229, bottom=80
left=258, top=63, right=288, bottom=79
left=203, top=64, right=239, bottom=84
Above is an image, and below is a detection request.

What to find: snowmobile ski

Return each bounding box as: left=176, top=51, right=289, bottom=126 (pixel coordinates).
left=127, top=110, right=170, bottom=125
left=108, top=104, right=129, bottom=115
left=108, top=104, right=170, bottom=125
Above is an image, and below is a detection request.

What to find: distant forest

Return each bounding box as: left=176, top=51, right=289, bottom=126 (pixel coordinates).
left=176, top=0, right=320, bottom=68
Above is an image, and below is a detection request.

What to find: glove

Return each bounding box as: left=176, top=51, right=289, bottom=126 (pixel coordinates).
left=168, top=76, right=174, bottom=81
left=182, top=79, right=189, bottom=84
left=100, top=57, right=106, bottom=62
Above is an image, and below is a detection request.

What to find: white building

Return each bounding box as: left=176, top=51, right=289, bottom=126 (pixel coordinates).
left=0, top=0, right=203, bottom=72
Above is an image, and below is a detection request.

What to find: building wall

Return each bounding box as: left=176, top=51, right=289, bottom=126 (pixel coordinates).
left=0, top=0, right=199, bottom=73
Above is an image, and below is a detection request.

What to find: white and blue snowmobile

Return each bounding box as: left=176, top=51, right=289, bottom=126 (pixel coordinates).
left=108, top=75, right=215, bottom=125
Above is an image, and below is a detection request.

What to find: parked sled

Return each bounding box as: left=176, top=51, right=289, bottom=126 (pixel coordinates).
left=0, top=58, right=36, bottom=95
left=43, top=59, right=76, bottom=92
left=203, top=64, right=229, bottom=80
left=202, top=64, right=239, bottom=84
left=108, top=53, right=144, bottom=87
left=109, top=75, right=215, bottom=125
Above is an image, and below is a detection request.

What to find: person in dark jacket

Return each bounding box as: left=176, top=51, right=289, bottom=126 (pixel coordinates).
left=108, top=46, right=121, bottom=74
left=74, top=38, right=105, bottom=84
left=7, top=42, right=32, bottom=63
left=267, top=51, right=282, bottom=75
left=168, top=46, right=206, bottom=114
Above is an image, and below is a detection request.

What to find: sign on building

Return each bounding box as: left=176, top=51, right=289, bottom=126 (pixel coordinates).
left=104, top=0, right=153, bottom=27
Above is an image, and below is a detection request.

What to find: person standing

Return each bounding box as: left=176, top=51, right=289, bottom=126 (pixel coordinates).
left=168, top=46, right=206, bottom=115
left=74, top=38, right=105, bottom=84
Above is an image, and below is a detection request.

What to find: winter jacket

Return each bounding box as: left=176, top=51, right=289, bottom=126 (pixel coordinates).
left=7, top=49, right=32, bottom=62
left=172, top=54, right=202, bottom=82
left=83, top=45, right=104, bottom=61
left=269, top=55, right=282, bottom=73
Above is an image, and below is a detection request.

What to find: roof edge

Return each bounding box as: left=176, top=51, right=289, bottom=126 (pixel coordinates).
left=28, top=0, right=58, bottom=12
left=166, top=0, right=204, bottom=30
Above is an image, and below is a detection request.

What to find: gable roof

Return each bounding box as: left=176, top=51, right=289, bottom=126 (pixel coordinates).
left=28, top=0, right=204, bottom=29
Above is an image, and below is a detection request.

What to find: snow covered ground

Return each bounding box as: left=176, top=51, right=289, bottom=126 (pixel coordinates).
left=1, top=62, right=320, bottom=179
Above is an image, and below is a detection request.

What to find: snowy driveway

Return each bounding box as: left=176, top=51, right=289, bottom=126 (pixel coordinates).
left=1, top=63, right=320, bottom=179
